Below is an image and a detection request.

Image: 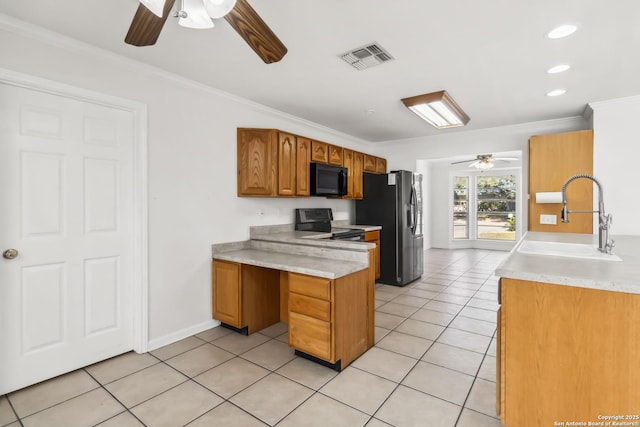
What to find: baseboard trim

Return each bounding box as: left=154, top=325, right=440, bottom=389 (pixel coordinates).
left=147, top=319, right=221, bottom=352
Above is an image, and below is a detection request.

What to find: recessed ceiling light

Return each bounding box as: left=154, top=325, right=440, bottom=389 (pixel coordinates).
left=547, top=64, right=571, bottom=74
left=546, top=89, right=567, bottom=97
left=547, top=24, right=577, bottom=39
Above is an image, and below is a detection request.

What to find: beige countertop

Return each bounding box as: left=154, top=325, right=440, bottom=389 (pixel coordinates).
left=213, top=248, right=368, bottom=279
left=211, top=222, right=380, bottom=279
left=496, top=231, right=640, bottom=294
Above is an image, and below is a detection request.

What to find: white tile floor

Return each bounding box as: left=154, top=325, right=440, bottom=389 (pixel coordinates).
left=0, top=248, right=507, bottom=427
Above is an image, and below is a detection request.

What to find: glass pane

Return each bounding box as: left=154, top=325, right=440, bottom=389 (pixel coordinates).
left=453, top=176, right=468, bottom=239
left=477, top=175, right=516, bottom=241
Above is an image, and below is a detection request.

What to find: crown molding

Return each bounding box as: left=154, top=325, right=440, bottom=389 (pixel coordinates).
left=0, top=13, right=370, bottom=147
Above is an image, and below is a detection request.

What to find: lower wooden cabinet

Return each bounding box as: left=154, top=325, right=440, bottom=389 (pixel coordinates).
left=498, top=277, right=640, bottom=427
left=364, top=230, right=380, bottom=279
left=288, top=270, right=369, bottom=370
left=212, top=260, right=280, bottom=334
left=213, top=258, right=372, bottom=371
left=212, top=260, right=242, bottom=328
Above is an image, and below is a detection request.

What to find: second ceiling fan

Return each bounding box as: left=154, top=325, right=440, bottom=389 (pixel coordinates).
left=125, top=0, right=288, bottom=64
left=451, top=154, right=518, bottom=169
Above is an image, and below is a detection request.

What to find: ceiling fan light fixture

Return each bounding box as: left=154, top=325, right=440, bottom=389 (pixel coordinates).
left=401, top=91, right=470, bottom=129
left=471, top=160, right=494, bottom=170
left=547, top=64, right=570, bottom=74
left=178, top=0, right=214, bottom=29
left=139, top=0, right=166, bottom=17
left=204, top=0, right=237, bottom=19
left=547, top=24, right=577, bottom=39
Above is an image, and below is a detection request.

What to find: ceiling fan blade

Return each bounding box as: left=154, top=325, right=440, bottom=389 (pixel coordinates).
left=494, top=157, right=519, bottom=161
left=451, top=159, right=476, bottom=164
left=224, top=0, right=288, bottom=64
left=125, top=0, right=176, bottom=47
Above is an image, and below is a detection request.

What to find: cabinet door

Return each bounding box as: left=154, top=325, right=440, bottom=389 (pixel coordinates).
left=328, top=144, right=343, bottom=166
left=363, top=154, right=376, bottom=172
left=342, top=148, right=354, bottom=199
left=212, top=260, right=242, bottom=328
left=311, top=140, right=329, bottom=163
left=375, top=157, right=387, bottom=174
left=237, top=129, right=277, bottom=196
left=353, top=151, right=364, bottom=199
left=365, top=231, right=380, bottom=279
left=528, top=130, right=593, bottom=233
left=296, top=137, right=311, bottom=196
left=277, top=132, right=296, bottom=196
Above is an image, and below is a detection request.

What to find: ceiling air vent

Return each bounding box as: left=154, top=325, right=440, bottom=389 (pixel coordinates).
left=339, top=42, right=395, bottom=70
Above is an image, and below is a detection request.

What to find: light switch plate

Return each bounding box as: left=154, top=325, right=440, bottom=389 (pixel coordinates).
left=540, top=214, right=557, bottom=225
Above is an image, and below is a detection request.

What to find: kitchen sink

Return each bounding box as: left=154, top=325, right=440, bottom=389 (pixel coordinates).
left=517, top=240, right=622, bottom=262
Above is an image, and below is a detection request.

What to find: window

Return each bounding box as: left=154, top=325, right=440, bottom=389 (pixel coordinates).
left=476, top=175, right=516, bottom=240
left=453, top=176, right=468, bottom=239
left=453, top=173, right=517, bottom=242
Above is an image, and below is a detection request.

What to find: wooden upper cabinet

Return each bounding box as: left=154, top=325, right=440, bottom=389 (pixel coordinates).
left=363, top=154, right=376, bottom=172
left=342, top=148, right=354, bottom=199
left=237, top=128, right=277, bottom=196
left=237, top=127, right=382, bottom=198
left=296, top=137, right=311, bottom=196
left=528, top=130, right=593, bottom=233
left=277, top=132, right=296, bottom=196
left=352, top=151, right=364, bottom=199
left=328, top=145, right=343, bottom=166
left=311, top=140, right=329, bottom=163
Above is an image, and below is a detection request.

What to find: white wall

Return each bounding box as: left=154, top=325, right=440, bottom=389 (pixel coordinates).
left=590, top=95, right=640, bottom=236
left=0, top=23, right=371, bottom=345
left=372, top=118, right=589, bottom=248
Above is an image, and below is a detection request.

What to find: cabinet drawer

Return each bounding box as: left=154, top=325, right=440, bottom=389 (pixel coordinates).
left=364, top=230, right=380, bottom=242
left=288, top=312, right=332, bottom=361
left=289, top=293, right=331, bottom=321
left=289, top=273, right=331, bottom=300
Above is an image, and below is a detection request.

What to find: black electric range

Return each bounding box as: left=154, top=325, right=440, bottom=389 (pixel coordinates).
left=294, top=208, right=365, bottom=241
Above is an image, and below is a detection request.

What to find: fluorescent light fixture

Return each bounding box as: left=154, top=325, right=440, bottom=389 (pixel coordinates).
left=139, top=0, right=165, bottom=17
left=204, top=0, right=237, bottom=19
left=547, top=64, right=571, bottom=74
left=401, top=91, right=470, bottom=129
left=179, top=0, right=214, bottom=29
left=548, top=24, right=577, bottom=39
left=546, top=89, right=567, bottom=97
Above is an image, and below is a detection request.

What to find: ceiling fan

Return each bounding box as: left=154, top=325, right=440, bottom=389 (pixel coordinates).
left=451, top=154, right=518, bottom=170
left=124, top=0, right=288, bottom=64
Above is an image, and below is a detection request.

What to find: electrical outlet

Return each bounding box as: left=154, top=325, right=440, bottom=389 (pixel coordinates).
left=540, top=214, right=557, bottom=225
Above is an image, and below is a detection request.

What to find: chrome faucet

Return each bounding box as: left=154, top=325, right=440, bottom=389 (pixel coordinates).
left=561, top=174, right=614, bottom=254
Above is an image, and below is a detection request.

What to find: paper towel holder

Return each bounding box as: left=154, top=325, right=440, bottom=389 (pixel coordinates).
left=535, top=192, right=563, bottom=204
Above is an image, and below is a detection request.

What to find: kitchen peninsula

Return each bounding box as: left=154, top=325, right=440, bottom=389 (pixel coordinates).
left=211, top=223, right=380, bottom=371
left=495, top=231, right=640, bottom=427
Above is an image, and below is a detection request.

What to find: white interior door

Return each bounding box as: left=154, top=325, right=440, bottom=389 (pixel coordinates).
left=0, top=82, right=136, bottom=394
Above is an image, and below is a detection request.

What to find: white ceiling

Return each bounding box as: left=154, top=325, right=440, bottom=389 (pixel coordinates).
left=2, top=0, right=639, bottom=142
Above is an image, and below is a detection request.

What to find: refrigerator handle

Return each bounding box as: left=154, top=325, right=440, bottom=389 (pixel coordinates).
left=408, top=187, right=417, bottom=234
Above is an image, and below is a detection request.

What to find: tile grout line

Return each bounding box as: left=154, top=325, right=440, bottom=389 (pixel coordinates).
left=82, top=368, right=149, bottom=427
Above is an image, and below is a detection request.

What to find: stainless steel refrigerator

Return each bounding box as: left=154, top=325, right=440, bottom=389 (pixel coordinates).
left=356, top=170, right=424, bottom=286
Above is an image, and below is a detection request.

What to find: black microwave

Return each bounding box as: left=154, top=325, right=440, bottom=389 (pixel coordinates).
left=310, top=162, right=348, bottom=196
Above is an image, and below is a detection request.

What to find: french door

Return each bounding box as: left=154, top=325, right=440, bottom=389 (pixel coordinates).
left=452, top=173, right=518, bottom=241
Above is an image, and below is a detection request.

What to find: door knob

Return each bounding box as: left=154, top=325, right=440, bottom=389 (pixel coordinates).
left=3, top=249, right=18, bottom=259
